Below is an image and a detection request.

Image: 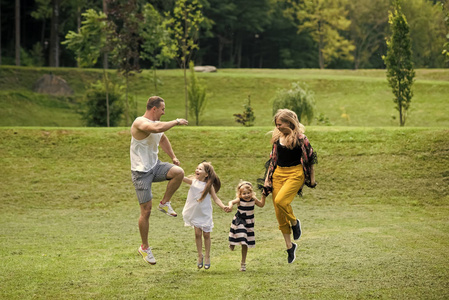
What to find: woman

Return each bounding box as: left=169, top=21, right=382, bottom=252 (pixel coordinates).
left=260, top=109, right=317, bottom=264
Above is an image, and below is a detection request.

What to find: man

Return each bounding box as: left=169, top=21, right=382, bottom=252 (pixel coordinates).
left=130, top=96, right=188, bottom=265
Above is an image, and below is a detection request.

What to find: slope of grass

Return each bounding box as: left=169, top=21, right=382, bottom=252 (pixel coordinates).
left=1, top=126, right=448, bottom=299
left=1, top=66, right=448, bottom=127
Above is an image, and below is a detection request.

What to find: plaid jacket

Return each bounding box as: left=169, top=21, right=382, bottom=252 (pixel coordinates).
left=259, top=134, right=317, bottom=196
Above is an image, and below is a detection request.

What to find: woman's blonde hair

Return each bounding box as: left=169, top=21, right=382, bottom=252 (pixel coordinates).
left=236, top=180, right=256, bottom=200
left=270, top=109, right=305, bottom=149
left=198, top=162, right=221, bottom=202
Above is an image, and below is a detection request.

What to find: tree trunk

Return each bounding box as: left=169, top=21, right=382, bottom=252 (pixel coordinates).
left=15, top=0, right=20, bottom=66
left=102, top=0, right=108, bottom=69
left=218, top=37, right=223, bottom=68
left=1, top=0, right=3, bottom=65
left=183, top=61, right=188, bottom=120
left=318, top=20, right=324, bottom=69
left=103, top=68, right=110, bottom=127
left=152, top=67, right=158, bottom=95
left=125, top=72, right=130, bottom=126
left=49, top=0, right=60, bottom=67
left=237, top=38, right=242, bottom=68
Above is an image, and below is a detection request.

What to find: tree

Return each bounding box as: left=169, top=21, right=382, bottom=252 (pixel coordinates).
left=233, top=95, right=255, bottom=127
left=383, top=2, right=415, bottom=127
left=164, top=0, right=204, bottom=120
left=107, top=0, right=143, bottom=126
left=442, top=0, right=449, bottom=62
left=402, top=0, right=447, bottom=67
left=348, top=0, right=389, bottom=69
left=15, top=0, right=20, bottom=66
left=140, top=3, right=175, bottom=95
left=290, top=0, right=355, bottom=69
left=49, top=0, right=60, bottom=67
left=187, top=61, right=206, bottom=126
left=63, top=9, right=114, bottom=126
left=30, top=0, right=52, bottom=62
left=272, top=82, right=315, bottom=125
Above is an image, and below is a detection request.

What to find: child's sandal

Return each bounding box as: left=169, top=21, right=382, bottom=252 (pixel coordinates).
left=240, top=263, right=246, bottom=272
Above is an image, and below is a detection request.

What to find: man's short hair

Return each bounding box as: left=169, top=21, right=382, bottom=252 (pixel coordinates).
left=146, top=96, right=165, bottom=110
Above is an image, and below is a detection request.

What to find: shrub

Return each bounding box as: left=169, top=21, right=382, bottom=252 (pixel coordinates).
left=234, top=95, right=256, bottom=127
left=272, top=82, right=315, bottom=124
left=81, top=81, right=123, bottom=127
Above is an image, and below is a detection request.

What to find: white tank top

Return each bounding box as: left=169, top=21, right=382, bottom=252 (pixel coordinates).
left=130, top=117, right=163, bottom=172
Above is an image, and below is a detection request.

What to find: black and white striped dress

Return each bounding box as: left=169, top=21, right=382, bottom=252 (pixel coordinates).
left=228, top=198, right=255, bottom=248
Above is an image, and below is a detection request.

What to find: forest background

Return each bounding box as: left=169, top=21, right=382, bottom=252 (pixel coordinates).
left=2, top=0, right=449, bottom=70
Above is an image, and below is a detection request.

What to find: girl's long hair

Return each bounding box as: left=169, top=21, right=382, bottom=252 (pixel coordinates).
left=198, top=162, right=221, bottom=202
left=236, top=181, right=256, bottom=200
left=270, top=109, right=305, bottom=149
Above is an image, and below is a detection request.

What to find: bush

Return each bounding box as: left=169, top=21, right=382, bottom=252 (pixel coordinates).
left=234, top=95, right=256, bottom=127
left=81, top=81, right=124, bottom=127
left=272, top=82, right=315, bottom=124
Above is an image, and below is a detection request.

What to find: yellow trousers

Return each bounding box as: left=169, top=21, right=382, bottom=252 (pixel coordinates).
left=272, top=165, right=304, bottom=234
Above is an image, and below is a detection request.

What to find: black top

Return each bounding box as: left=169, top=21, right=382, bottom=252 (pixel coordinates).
left=276, top=140, right=302, bottom=167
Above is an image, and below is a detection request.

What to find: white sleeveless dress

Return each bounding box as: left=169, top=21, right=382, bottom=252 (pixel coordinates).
left=182, top=179, right=214, bottom=232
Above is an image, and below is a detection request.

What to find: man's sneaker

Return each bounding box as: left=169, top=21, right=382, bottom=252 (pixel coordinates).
left=292, top=219, right=302, bottom=240
left=287, top=243, right=297, bottom=264
left=158, top=201, right=177, bottom=217
left=138, top=245, right=156, bottom=265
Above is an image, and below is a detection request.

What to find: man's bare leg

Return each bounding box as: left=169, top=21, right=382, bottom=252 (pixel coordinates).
left=160, top=166, right=184, bottom=204
left=139, top=201, right=152, bottom=249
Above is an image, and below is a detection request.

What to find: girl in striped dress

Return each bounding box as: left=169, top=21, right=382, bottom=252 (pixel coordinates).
left=227, top=181, right=265, bottom=271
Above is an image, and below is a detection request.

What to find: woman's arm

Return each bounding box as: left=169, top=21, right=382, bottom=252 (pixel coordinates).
left=310, top=165, right=316, bottom=187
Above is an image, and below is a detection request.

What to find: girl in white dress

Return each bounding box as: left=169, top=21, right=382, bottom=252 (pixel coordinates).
left=182, top=162, right=229, bottom=269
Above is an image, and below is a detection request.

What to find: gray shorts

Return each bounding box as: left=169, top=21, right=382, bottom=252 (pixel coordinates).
left=131, top=160, right=174, bottom=204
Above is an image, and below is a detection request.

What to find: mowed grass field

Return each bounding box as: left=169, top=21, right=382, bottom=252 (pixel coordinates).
left=1, top=67, right=448, bottom=127
left=1, top=126, right=448, bottom=299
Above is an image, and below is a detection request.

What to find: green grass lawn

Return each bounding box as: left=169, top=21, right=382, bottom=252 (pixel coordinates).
left=1, top=66, right=448, bottom=128
left=1, top=126, right=448, bottom=299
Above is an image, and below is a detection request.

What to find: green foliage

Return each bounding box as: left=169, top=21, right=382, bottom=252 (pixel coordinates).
left=62, top=9, right=110, bottom=68
left=140, top=4, right=175, bottom=94
left=62, top=9, right=115, bottom=127
left=19, top=44, right=45, bottom=67
left=233, top=95, right=256, bottom=127
left=140, top=4, right=175, bottom=67
left=402, top=0, right=447, bottom=68
left=383, top=3, right=415, bottom=127
left=164, top=0, right=204, bottom=68
left=272, top=82, right=315, bottom=124
left=106, top=0, right=143, bottom=126
left=315, top=112, right=333, bottom=126
left=442, top=0, right=449, bottom=62
left=164, top=0, right=204, bottom=119
left=292, top=0, right=355, bottom=68
left=30, top=0, right=52, bottom=21
left=81, top=81, right=123, bottom=127
left=348, top=0, right=390, bottom=69
left=187, top=61, right=207, bottom=126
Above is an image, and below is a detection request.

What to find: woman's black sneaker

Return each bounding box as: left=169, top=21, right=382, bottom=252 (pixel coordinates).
left=292, top=219, right=302, bottom=240
left=287, top=243, right=297, bottom=264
